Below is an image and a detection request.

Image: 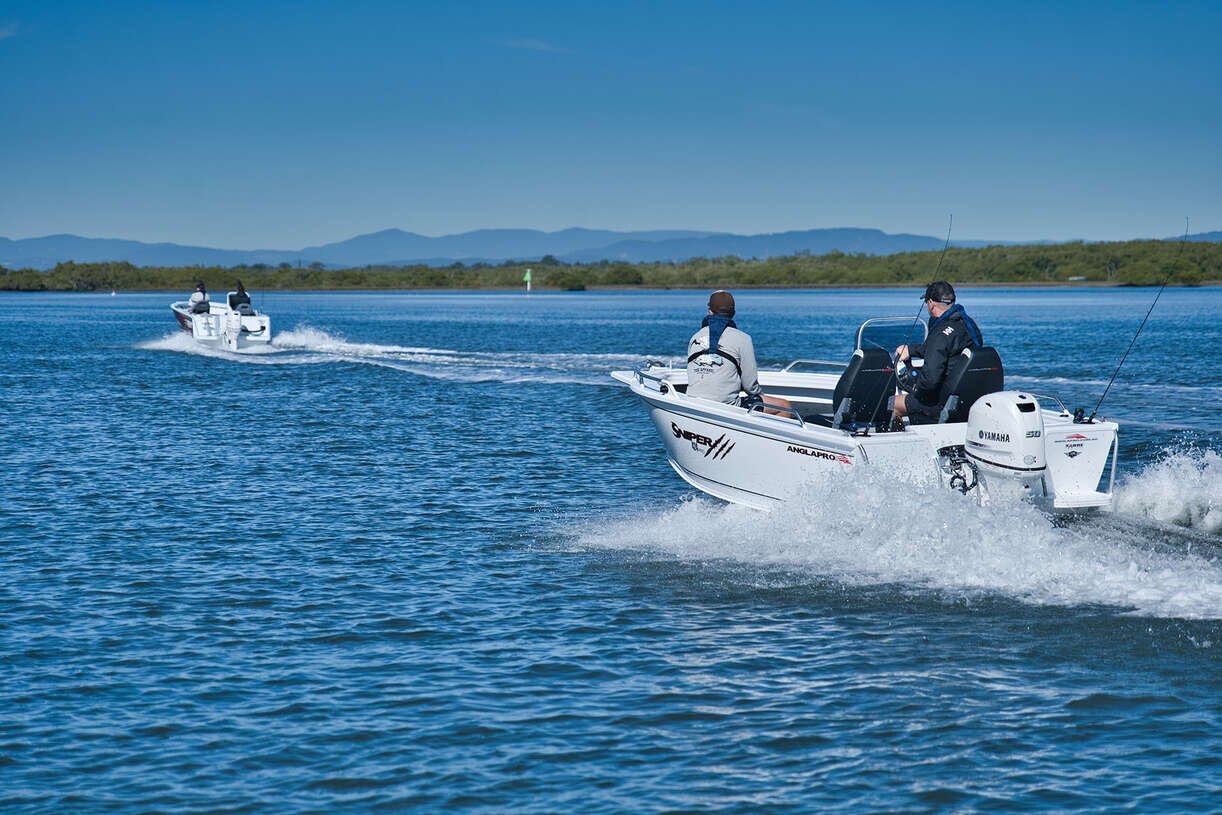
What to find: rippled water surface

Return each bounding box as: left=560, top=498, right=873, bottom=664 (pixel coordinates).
left=2, top=288, right=1220, bottom=813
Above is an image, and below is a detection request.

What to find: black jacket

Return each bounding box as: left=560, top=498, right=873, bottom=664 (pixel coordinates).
left=902, top=304, right=983, bottom=407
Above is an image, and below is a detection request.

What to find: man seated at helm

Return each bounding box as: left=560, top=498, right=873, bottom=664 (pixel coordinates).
left=892, top=280, right=984, bottom=425
left=228, top=280, right=252, bottom=311
left=687, top=290, right=793, bottom=414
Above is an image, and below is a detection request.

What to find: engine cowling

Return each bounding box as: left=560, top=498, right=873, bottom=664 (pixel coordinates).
left=965, top=391, right=1046, bottom=475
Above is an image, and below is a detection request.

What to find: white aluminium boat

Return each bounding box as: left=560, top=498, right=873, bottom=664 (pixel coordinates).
left=612, top=317, right=1118, bottom=513
left=170, top=291, right=272, bottom=352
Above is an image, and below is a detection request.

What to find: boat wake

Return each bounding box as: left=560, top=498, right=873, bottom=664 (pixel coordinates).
left=138, top=331, right=284, bottom=358
left=1004, top=375, right=1221, bottom=432
left=1007, top=374, right=1222, bottom=397
left=573, top=465, right=1221, bottom=620
left=1114, top=448, right=1222, bottom=535
left=140, top=327, right=657, bottom=385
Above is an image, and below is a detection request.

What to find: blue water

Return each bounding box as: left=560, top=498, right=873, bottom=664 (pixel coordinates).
left=2, top=288, right=1219, bottom=813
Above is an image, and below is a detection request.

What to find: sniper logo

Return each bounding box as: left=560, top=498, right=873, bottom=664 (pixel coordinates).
left=671, top=422, right=735, bottom=460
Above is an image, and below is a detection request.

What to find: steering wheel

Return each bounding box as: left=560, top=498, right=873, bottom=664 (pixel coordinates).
left=895, top=354, right=922, bottom=393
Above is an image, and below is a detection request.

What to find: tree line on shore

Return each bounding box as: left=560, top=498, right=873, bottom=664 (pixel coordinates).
left=1, top=239, right=1217, bottom=292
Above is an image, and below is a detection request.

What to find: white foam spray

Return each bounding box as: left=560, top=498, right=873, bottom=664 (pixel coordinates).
left=575, top=466, right=1222, bottom=620
left=138, top=331, right=282, bottom=357
left=272, top=326, right=447, bottom=357
left=1114, top=449, right=1222, bottom=535
left=142, top=326, right=657, bottom=385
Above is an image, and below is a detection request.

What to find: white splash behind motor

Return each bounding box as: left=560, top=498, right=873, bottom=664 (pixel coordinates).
left=964, top=391, right=1047, bottom=499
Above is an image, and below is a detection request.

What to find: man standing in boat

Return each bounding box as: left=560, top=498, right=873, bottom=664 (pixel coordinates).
left=892, top=280, right=984, bottom=425
left=687, top=290, right=792, bottom=414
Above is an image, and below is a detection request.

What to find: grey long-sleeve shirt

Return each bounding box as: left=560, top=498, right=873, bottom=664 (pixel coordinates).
left=686, top=325, right=762, bottom=405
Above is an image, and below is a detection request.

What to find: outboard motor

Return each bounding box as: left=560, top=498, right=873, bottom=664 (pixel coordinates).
left=964, top=391, right=1047, bottom=501
left=224, top=310, right=243, bottom=352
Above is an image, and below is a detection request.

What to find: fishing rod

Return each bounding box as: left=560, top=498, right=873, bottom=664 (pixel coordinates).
left=930, top=213, right=954, bottom=279
left=1087, top=218, right=1190, bottom=422
left=859, top=215, right=953, bottom=435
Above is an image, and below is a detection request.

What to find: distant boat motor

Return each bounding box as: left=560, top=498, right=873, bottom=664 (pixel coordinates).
left=224, top=310, right=243, bottom=352
left=964, top=391, right=1048, bottom=502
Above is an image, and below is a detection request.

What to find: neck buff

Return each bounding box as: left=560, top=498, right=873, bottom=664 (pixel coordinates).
left=929, top=303, right=983, bottom=346
left=701, top=314, right=737, bottom=353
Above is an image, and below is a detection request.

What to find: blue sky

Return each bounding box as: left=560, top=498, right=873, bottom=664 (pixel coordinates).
left=1, top=0, right=1218, bottom=248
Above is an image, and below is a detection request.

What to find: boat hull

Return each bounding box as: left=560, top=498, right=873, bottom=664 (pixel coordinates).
left=173, top=307, right=194, bottom=332
left=170, top=302, right=272, bottom=351
left=626, top=374, right=952, bottom=510
left=613, top=366, right=1118, bottom=513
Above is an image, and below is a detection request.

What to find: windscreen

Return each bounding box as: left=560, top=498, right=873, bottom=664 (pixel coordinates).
left=856, top=317, right=928, bottom=356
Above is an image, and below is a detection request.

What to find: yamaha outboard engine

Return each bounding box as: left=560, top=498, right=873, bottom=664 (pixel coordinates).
left=964, top=391, right=1047, bottom=501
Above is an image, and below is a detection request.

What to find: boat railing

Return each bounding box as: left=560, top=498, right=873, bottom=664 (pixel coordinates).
left=632, top=359, right=676, bottom=392
left=1027, top=392, right=1072, bottom=416
left=779, top=358, right=848, bottom=373
left=747, top=403, right=805, bottom=427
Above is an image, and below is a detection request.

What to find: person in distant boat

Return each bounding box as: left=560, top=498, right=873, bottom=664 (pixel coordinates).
left=892, top=280, right=984, bottom=425
left=189, top=282, right=210, bottom=313
left=228, top=280, right=252, bottom=311
left=687, top=290, right=792, bottom=414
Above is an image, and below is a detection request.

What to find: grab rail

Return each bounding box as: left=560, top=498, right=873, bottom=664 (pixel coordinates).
left=1027, top=392, right=1071, bottom=416
left=632, top=359, right=675, bottom=392
left=780, top=358, right=848, bottom=373
left=748, top=403, right=805, bottom=427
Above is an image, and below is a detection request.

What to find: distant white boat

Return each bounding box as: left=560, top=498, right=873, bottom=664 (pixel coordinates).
left=170, top=291, right=271, bottom=352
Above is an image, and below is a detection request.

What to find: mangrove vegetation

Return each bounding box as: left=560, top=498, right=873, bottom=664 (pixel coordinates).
left=1, top=239, right=1218, bottom=292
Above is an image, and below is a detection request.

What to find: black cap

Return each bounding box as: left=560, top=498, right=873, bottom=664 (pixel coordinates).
left=708, top=290, right=735, bottom=316
left=195, top=282, right=206, bottom=291
left=922, top=281, right=955, bottom=305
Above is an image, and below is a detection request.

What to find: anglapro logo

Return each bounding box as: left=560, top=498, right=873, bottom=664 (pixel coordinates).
left=786, top=445, right=851, bottom=464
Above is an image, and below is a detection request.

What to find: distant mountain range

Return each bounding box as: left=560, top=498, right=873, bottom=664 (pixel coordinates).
left=1183, top=230, right=1222, bottom=243
left=1, top=227, right=1217, bottom=270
